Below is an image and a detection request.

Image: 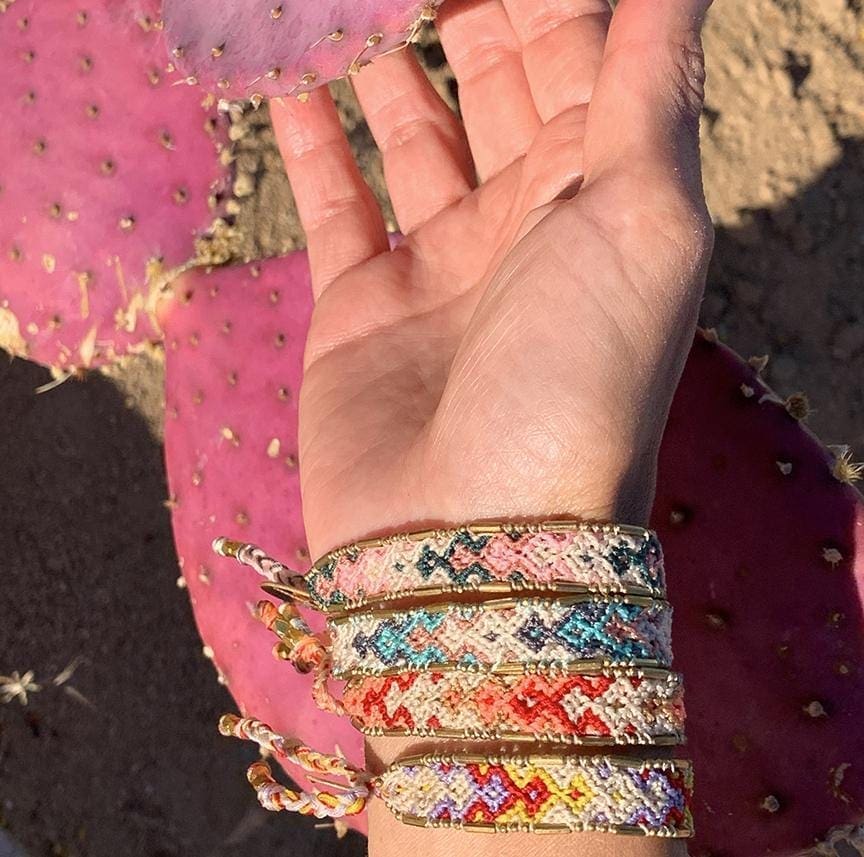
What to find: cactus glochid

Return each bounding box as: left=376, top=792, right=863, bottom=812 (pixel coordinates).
left=162, top=0, right=444, bottom=102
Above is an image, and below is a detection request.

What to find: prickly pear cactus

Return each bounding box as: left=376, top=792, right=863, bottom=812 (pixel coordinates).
left=162, top=0, right=443, bottom=102
left=656, top=332, right=864, bottom=855
left=159, top=254, right=367, bottom=833
left=159, top=250, right=863, bottom=850
left=0, top=0, right=229, bottom=370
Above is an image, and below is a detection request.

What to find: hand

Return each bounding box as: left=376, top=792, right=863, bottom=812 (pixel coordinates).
left=272, top=4, right=711, bottom=852
left=271, top=0, right=713, bottom=563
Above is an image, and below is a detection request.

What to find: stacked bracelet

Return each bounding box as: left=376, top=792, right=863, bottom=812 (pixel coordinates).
left=305, top=522, right=665, bottom=611
left=378, top=753, right=694, bottom=835
left=220, top=715, right=694, bottom=836
left=212, top=519, right=691, bottom=837
left=344, top=667, right=686, bottom=745
left=328, top=594, right=673, bottom=678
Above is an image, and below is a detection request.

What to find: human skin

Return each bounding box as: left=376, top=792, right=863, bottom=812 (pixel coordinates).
left=269, top=0, right=713, bottom=853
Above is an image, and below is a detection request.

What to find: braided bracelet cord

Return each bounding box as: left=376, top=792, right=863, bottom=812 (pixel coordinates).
left=219, top=715, right=370, bottom=818
left=213, top=538, right=308, bottom=596
left=377, top=753, right=694, bottom=836
left=344, top=668, right=685, bottom=745
left=307, top=522, right=666, bottom=611
left=328, top=595, right=673, bottom=678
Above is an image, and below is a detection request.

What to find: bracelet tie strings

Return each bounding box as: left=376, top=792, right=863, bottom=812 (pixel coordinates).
left=218, top=715, right=369, bottom=818
left=212, top=537, right=312, bottom=601
left=253, top=600, right=344, bottom=716
left=213, top=537, right=344, bottom=714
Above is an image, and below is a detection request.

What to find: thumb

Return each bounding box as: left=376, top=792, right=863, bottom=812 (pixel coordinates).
left=582, top=0, right=713, bottom=197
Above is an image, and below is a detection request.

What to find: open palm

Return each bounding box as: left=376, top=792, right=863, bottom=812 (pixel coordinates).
left=270, top=0, right=713, bottom=560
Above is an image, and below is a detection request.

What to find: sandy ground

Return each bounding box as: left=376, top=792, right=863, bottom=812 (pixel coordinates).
left=1, top=1, right=863, bottom=854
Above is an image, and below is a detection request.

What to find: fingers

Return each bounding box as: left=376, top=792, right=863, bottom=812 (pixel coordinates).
left=583, top=0, right=713, bottom=197
left=500, top=0, right=612, bottom=122
left=437, top=0, right=542, bottom=180
left=352, top=49, right=475, bottom=234
left=270, top=88, right=389, bottom=299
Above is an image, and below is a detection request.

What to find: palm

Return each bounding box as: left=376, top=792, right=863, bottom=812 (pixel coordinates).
left=271, top=0, right=712, bottom=558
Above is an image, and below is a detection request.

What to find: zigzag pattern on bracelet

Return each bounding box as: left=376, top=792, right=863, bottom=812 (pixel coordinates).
left=306, top=522, right=665, bottom=611
left=328, top=595, right=673, bottom=677
left=344, top=668, right=685, bottom=744
left=377, top=754, right=694, bottom=835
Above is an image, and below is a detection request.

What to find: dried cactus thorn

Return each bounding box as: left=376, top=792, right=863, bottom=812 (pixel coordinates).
left=220, top=426, right=240, bottom=446
left=803, top=700, right=828, bottom=718
left=828, top=446, right=863, bottom=484
left=760, top=795, right=782, bottom=814
left=784, top=392, right=811, bottom=420
left=705, top=611, right=727, bottom=631
left=822, top=547, right=844, bottom=567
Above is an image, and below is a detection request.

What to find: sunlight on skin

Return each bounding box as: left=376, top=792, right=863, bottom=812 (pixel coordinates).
left=270, top=0, right=714, bottom=853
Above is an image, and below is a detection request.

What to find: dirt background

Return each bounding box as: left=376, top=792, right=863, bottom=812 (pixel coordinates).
left=1, top=0, right=863, bottom=855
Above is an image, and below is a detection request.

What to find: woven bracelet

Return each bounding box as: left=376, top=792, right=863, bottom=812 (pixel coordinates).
left=304, top=521, right=665, bottom=612
left=328, top=594, right=673, bottom=678
left=213, top=523, right=664, bottom=614
left=378, top=752, right=694, bottom=835
left=343, top=667, right=685, bottom=745
left=220, top=716, right=693, bottom=836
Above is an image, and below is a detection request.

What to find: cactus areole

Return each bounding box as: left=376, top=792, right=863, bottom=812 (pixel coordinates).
left=161, top=0, right=444, bottom=101
left=0, top=1, right=228, bottom=370
left=160, top=252, right=863, bottom=850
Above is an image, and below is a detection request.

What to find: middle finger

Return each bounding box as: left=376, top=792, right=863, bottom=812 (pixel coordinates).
left=501, top=0, right=612, bottom=121
left=437, top=0, right=542, bottom=180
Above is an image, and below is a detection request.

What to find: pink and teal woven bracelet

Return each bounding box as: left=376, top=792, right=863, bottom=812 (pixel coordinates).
left=215, top=522, right=665, bottom=613
left=305, top=521, right=666, bottom=611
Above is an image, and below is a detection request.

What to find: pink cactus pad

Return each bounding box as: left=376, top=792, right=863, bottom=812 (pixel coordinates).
left=159, top=254, right=367, bottom=834
left=162, top=0, right=444, bottom=101
left=160, top=252, right=862, bottom=851
left=656, top=332, right=864, bottom=855
left=0, top=0, right=229, bottom=370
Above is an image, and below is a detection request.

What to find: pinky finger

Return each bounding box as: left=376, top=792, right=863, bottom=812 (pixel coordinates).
left=270, top=88, right=390, bottom=299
